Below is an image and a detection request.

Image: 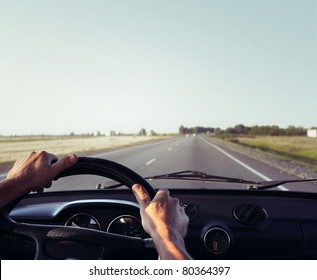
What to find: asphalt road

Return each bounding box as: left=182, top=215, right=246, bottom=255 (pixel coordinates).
left=51, top=136, right=317, bottom=192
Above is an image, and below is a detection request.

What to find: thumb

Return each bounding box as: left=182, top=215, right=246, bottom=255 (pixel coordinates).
left=50, top=154, right=78, bottom=176
left=132, top=184, right=151, bottom=209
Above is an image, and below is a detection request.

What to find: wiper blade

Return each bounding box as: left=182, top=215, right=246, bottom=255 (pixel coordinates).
left=250, top=178, right=317, bottom=190
left=148, top=171, right=317, bottom=190
left=96, top=171, right=257, bottom=190
left=148, top=170, right=257, bottom=185
left=97, top=170, right=317, bottom=191
left=96, top=182, right=123, bottom=190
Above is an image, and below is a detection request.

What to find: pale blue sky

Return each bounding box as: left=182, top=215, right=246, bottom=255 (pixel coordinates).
left=0, top=0, right=316, bottom=135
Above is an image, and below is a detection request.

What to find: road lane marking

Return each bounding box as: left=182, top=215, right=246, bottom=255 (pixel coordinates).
left=92, top=138, right=179, bottom=157
left=145, top=158, right=156, bottom=166
left=168, top=147, right=172, bottom=151
left=202, top=138, right=289, bottom=191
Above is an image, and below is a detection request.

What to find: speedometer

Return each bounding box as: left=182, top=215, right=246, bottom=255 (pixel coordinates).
left=107, top=215, right=145, bottom=238
left=65, top=213, right=101, bottom=231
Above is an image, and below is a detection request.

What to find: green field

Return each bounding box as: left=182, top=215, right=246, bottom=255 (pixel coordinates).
left=225, top=136, right=317, bottom=165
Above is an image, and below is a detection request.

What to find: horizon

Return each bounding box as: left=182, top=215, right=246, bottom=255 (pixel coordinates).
left=0, top=123, right=315, bottom=137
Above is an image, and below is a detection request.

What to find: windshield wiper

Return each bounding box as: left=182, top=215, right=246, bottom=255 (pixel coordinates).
left=96, top=171, right=256, bottom=190
left=249, top=178, right=317, bottom=190
left=97, top=170, right=317, bottom=191
left=148, top=171, right=257, bottom=185
left=148, top=171, right=317, bottom=190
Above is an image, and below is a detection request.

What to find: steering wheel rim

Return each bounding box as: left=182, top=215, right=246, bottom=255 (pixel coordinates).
left=0, top=157, right=156, bottom=259
left=56, top=157, right=156, bottom=198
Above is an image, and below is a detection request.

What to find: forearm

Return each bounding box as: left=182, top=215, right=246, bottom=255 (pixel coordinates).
left=152, top=231, right=192, bottom=260
left=0, top=178, right=26, bottom=208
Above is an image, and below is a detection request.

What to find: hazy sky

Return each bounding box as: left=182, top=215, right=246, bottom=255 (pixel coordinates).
left=1, top=0, right=316, bottom=135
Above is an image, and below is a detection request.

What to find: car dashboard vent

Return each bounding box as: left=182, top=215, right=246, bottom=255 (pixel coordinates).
left=181, top=203, right=199, bottom=222
left=233, top=204, right=268, bottom=226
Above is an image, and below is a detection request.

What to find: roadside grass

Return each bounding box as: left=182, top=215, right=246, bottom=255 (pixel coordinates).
left=208, top=135, right=317, bottom=168
left=235, top=136, right=317, bottom=164
left=0, top=135, right=172, bottom=167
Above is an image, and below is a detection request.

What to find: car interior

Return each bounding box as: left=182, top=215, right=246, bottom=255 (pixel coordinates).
left=1, top=157, right=317, bottom=260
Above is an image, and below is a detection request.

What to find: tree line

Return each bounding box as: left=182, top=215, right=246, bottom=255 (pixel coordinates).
left=179, top=124, right=308, bottom=136
left=179, top=125, right=215, bottom=135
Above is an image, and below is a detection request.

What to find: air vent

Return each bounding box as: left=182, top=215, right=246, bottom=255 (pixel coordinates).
left=233, top=204, right=268, bottom=226
left=180, top=203, right=199, bottom=222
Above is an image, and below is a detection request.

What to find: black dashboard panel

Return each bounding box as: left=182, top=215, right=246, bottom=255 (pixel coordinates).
left=2, top=189, right=317, bottom=259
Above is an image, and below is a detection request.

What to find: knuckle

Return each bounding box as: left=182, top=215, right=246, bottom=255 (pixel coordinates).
left=157, top=189, right=169, bottom=197
left=171, top=197, right=180, bottom=205
left=138, top=191, right=149, bottom=201
left=28, top=151, right=37, bottom=157
left=38, top=151, right=48, bottom=157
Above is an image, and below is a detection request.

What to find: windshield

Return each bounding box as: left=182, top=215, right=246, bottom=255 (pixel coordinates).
left=0, top=1, right=316, bottom=193
left=49, top=134, right=316, bottom=192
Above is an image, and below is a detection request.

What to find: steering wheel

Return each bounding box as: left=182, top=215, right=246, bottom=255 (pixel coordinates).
left=0, top=157, right=156, bottom=259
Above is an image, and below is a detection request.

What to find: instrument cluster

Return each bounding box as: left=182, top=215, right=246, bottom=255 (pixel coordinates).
left=64, top=212, right=146, bottom=238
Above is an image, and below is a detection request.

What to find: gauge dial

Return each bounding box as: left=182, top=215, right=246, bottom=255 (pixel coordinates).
left=203, top=227, right=230, bottom=254
left=65, top=213, right=101, bottom=231
left=107, top=215, right=145, bottom=238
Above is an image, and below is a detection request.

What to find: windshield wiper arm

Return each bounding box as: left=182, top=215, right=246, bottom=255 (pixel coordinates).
left=250, top=178, right=317, bottom=190
left=97, top=170, right=317, bottom=191
left=97, top=171, right=258, bottom=190
left=148, top=171, right=317, bottom=190
left=148, top=170, right=258, bottom=185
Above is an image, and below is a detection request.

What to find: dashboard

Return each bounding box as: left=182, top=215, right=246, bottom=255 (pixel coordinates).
left=2, top=188, right=317, bottom=259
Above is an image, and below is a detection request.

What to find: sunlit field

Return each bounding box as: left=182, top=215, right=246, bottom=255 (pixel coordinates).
left=233, top=136, right=317, bottom=164
left=0, top=135, right=169, bottom=165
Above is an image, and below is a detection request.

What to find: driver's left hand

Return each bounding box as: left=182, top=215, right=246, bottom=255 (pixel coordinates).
left=7, top=151, right=78, bottom=193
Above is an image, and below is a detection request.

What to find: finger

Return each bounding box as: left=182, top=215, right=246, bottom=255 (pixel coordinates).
left=36, top=187, right=44, bottom=194
left=42, top=151, right=58, bottom=164
left=44, top=182, right=52, bottom=189
left=50, top=154, right=78, bottom=177
left=132, top=184, right=151, bottom=208
left=156, top=189, right=170, bottom=195
left=152, top=189, right=170, bottom=203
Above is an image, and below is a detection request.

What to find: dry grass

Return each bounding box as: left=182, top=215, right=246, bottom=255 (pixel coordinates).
left=235, top=136, right=317, bottom=164
left=0, top=135, right=169, bottom=165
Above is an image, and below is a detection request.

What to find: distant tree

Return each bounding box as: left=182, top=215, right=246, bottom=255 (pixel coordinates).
left=194, top=126, right=214, bottom=134
left=285, top=126, right=306, bottom=136
left=268, top=125, right=280, bottom=136
left=179, top=125, right=214, bottom=135
left=250, top=125, right=259, bottom=135
left=233, top=124, right=251, bottom=135
left=214, top=127, right=222, bottom=135
left=226, top=127, right=236, bottom=134
left=179, top=125, right=185, bottom=135
left=139, top=128, right=147, bottom=136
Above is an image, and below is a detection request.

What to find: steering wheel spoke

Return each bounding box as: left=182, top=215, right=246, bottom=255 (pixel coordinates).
left=14, top=223, right=146, bottom=259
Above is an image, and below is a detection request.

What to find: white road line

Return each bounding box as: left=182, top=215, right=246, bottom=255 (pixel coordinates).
left=92, top=138, right=177, bottom=157
left=167, top=147, right=172, bottom=151
left=202, top=138, right=289, bottom=191
left=145, top=158, right=156, bottom=166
